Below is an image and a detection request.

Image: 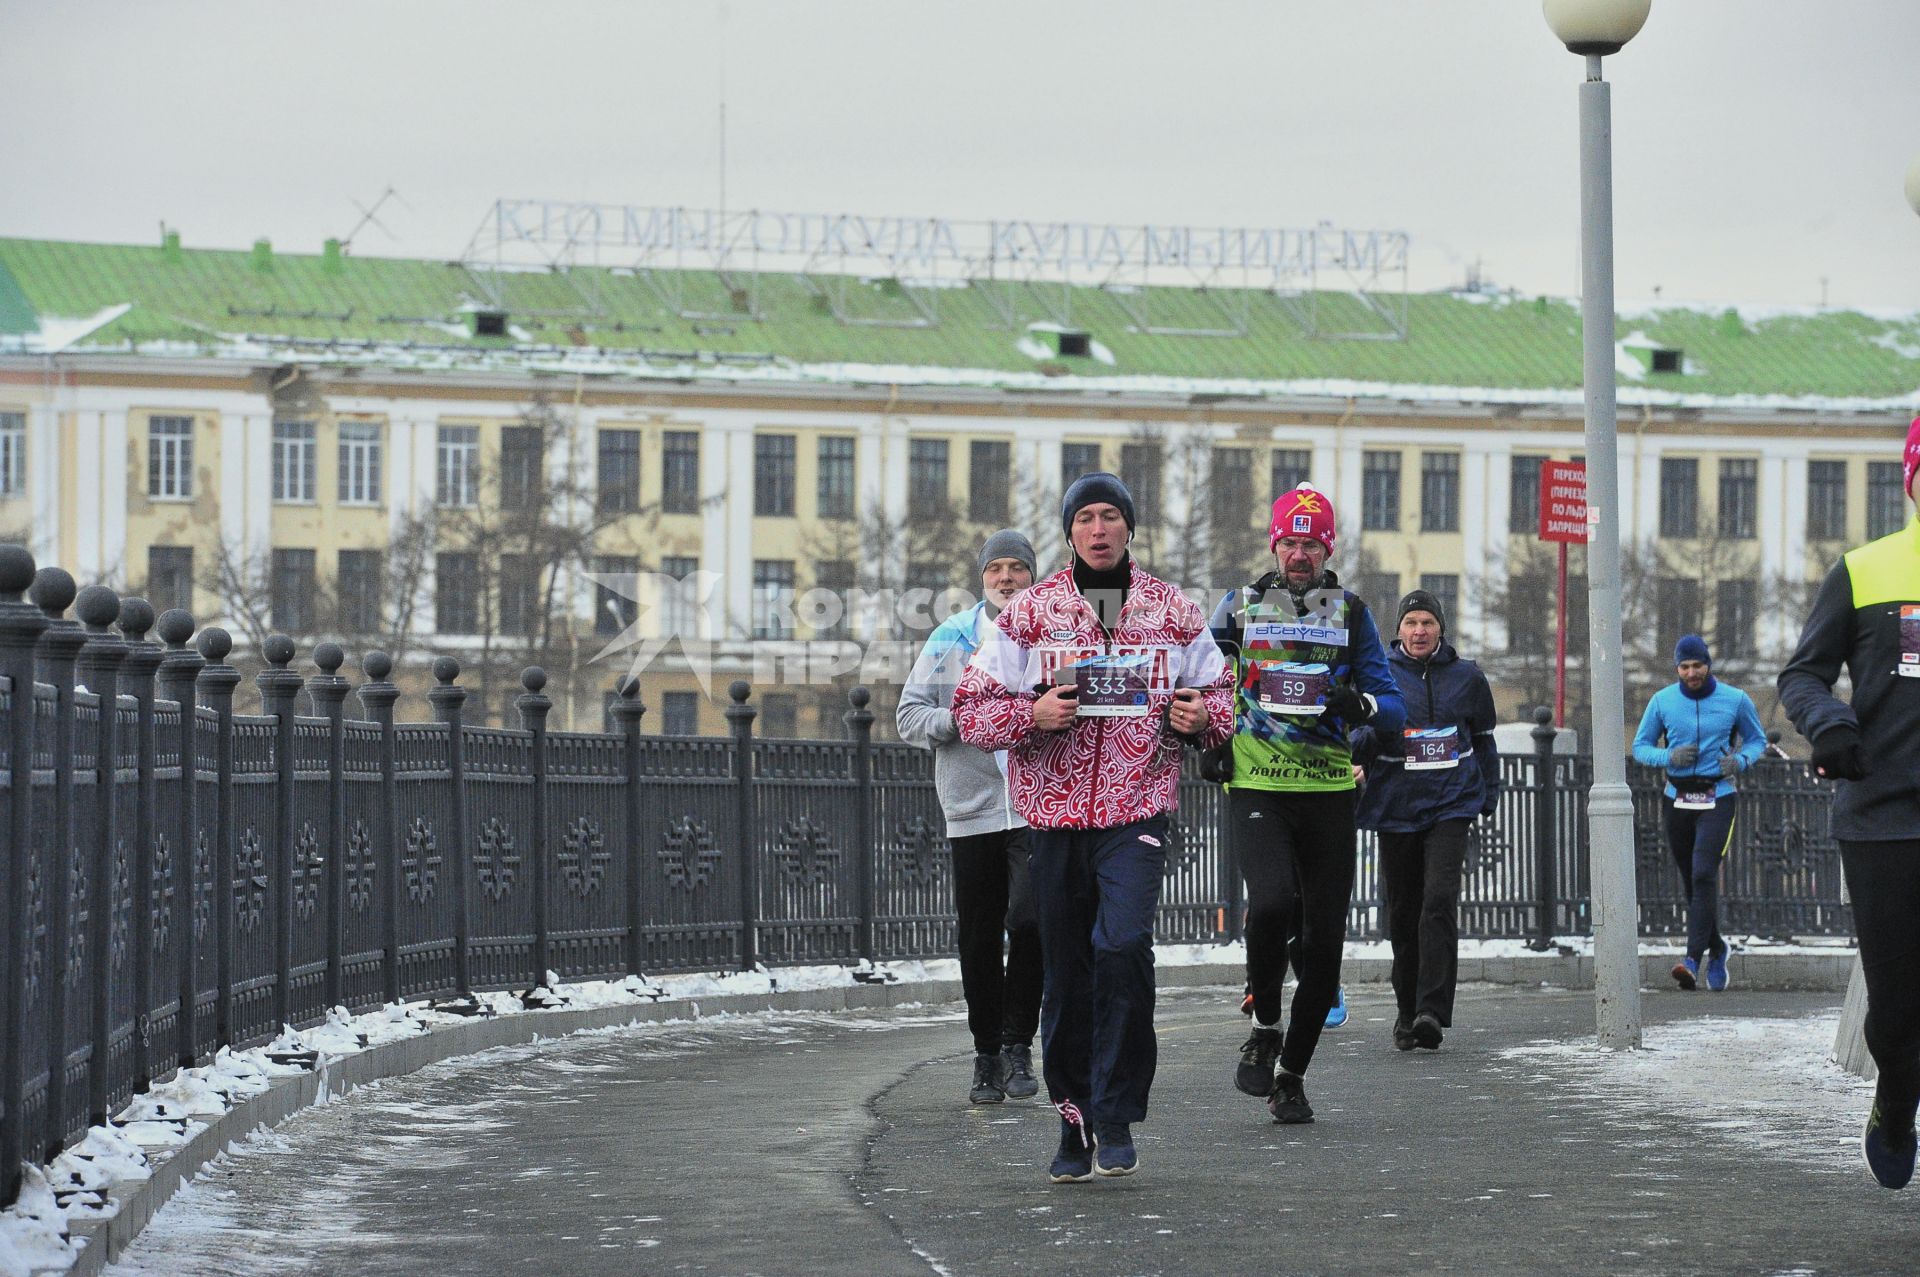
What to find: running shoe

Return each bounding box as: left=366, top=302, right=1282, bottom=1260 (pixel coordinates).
left=1235, top=1027, right=1282, bottom=1097
left=1705, top=949, right=1730, bottom=992
left=1325, top=986, right=1349, bottom=1029
left=969, top=1052, right=1008, bottom=1104
left=1094, top=1124, right=1138, bottom=1177
left=1268, top=1071, right=1314, bottom=1124
left=1863, top=1100, right=1917, bottom=1190
left=1391, top=1015, right=1418, bottom=1052
left=1001, top=1043, right=1039, bottom=1099
left=1411, top=1011, right=1444, bottom=1051
left=1671, top=957, right=1699, bottom=991
left=1049, top=1113, right=1095, bottom=1184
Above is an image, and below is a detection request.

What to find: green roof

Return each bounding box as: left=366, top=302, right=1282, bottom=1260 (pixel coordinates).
left=1, top=235, right=1916, bottom=409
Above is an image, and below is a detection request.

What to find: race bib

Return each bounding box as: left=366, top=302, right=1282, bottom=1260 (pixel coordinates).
left=1073, top=653, right=1152, bottom=718
left=1403, top=726, right=1460, bottom=770
left=1673, top=777, right=1717, bottom=811
left=1900, top=605, right=1920, bottom=678
left=1255, top=661, right=1330, bottom=716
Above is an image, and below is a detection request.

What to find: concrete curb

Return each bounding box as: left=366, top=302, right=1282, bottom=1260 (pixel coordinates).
left=65, top=953, right=1850, bottom=1273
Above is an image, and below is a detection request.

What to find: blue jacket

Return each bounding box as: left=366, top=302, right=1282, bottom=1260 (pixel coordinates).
left=1631, top=679, right=1767, bottom=800
left=1351, top=641, right=1500, bottom=832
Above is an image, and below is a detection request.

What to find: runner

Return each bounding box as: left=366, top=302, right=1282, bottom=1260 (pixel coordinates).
left=952, top=472, right=1233, bottom=1182
left=897, top=529, right=1043, bottom=1105
left=1350, top=589, right=1499, bottom=1051
left=1779, top=416, right=1920, bottom=1190
left=1208, top=483, right=1404, bottom=1123
left=1631, top=634, right=1766, bottom=992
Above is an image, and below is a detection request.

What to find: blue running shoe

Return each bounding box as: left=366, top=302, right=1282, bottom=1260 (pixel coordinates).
left=1671, top=957, right=1698, bottom=991
left=1324, top=986, right=1349, bottom=1029
left=1049, top=1112, right=1094, bottom=1184
left=1705, top=950, right=1730, bottom=992
left=1863, top=1101, right=1917, bottom=1190
left=1094, top=1124, right=1138, bottom=1177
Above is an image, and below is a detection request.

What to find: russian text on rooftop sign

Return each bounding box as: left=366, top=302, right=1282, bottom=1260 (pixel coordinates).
left=1538, top=460, right=1589, bottom=545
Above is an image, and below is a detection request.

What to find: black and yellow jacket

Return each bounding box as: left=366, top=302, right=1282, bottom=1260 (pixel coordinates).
left=1779, top=518, right=1920, bottom=841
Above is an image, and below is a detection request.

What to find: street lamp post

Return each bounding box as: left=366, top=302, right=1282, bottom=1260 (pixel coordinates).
left=1544, top=0, right=1652, bottom=1050
left=1905, top=157, right=1920, bottom=220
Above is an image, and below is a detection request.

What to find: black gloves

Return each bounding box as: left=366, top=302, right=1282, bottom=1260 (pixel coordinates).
left=1717, top=754, right=1740, bottom=778
left=1811, top=725, right=1868, bottom=781
left=1324, top=685, right=1375, bottom=725
left=1667, top=744, right=1698, bottom=769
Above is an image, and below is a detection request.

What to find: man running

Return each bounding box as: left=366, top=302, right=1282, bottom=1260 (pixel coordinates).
left=897, top=529, right=1043, bottom=1105
left=1631, top=634, right=1766, bottom=992
left=1350, top=589, right=1499, bottom=1052
left=1779, top=416, right=1920, bottom=1190
left=1209, top=483, right=1403, bottom=1123
left=953, top=472, right=1233, bottom=1183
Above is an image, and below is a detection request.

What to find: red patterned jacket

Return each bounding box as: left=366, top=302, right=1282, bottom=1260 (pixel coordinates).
left=952, top=561, right=1234, bottom=830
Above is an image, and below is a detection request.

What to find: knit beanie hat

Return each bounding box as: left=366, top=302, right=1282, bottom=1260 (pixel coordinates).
left=977, top=528, right=1038, bottom=577
left=1061, top=472, right=1136, bottom=539
left=1269, top=483, right=1337, bottom=553
left=1905, top=416, right=1920, bottom=499
left=1674, top=634, right=1711, bottom=667
left=1396, top=588, right=1447, bottom=636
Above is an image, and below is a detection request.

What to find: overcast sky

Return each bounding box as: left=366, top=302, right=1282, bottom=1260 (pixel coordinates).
left=4, top=0, right=1917, bottom=309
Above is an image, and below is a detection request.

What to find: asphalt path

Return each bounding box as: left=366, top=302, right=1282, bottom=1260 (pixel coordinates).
left=108, top=986, right=1916, bottom=1277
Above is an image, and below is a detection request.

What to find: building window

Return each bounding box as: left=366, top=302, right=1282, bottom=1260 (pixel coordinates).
left=1418, top=574, right=1459, bottom=630
left=597, top=429, right=641, bottom=515
left=814, top=560, right=853, bottom=639
left=270, top=548, right=317, bottom=634
left=1655, top=576, right=1703, bottom=660
left=1362, top=452, right=1401, bottom=531
left=1868, top=461, right=1907, bottom=540
left=661, top=555, right=699, bottom=637
left=1659, top=457, right=1698, bottom=538
left=435, top=552, right=481, bottom=634
left=336, top=422, right=382, bottom=505
left=1356, top=571, right=1400, bottom=613
left=1807, top=461, right=1848, bottom=541
left=755, top=434, right=796, bottom=516
left=148, top=416, right=194, bottom=499
left=909, top=439, right=949, bottom=506
left=818, top=437, right=856, bottom=520
left=1718, top=458, right=1758, bottom=540
left=336, top=549, right=382, bottom=634
left=662, top=431, right=701, bottom=514
left=1716, top=579, right=1757, bottom=660
left=1121, top=443, right=1165, bottom=528
left=500, top=425, right=544, bottom=511
left=1508, top=570, right=1588, bottom=654
left=1509, top=455, right=1545, bottom=534
left=271, top=420, right=316, bottom=503
left=1210, top=448, right=1254, bottom=578
left=970, top=440, right=1011, bottom=525
left=661, top=691, right=700, bottom=736
left=0, top=411, right=24, bottom=495
left=499, top=554, right=543, bottom=637
left=752, top=560, right=795, bottom=640
left=1420, top=453, right=1460, bottom=533
left=1270, top=448, right=1311, bottom=501
left=760, top=693, right=798, bottom=738
left=437, top=426, right=479, bottom=508
left=146, top=545, right=193, bottom=615
left=1061, top=442, right=1102, bottom=491
left=593, top=554, right=639, bottom=636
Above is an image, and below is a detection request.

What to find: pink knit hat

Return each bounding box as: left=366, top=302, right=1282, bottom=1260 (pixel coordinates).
left=1269, top=484, right=1336, bottom=553
left=1906, top=416, right=1920, bottom=499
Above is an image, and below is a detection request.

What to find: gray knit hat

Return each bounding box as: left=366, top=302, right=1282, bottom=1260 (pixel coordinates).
left=978, top=528, right=1038, bottom=577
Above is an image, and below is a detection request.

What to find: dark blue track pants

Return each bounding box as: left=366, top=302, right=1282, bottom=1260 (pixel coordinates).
left=1026, top=815, right=1168, bottom=1127
left=1665, top=794, right=1738, bottom=960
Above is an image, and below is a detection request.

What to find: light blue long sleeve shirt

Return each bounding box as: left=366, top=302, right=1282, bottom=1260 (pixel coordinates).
left=1631, top=680, right=1768, bottom=800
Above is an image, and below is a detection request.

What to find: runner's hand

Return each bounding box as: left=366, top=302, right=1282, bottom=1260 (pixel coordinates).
left=1033, top=684, right=1079, bottom=731
left=1667, top=744, right=1698, bottom=769
left=1717, top=754, right=1740, bottom=778
left=1168, top=687, right=1208, bottom=735
left=1323, top=685, right=1373, bottom=724
left=1810, top=725, right=1868, bottom=781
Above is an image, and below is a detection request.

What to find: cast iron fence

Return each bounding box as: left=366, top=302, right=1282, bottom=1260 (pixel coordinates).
left=0, top=548, right=1848, bottom=1203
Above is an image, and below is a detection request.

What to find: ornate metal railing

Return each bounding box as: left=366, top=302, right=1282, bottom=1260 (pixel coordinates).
left=0, top=546, right=1848, bottom=1202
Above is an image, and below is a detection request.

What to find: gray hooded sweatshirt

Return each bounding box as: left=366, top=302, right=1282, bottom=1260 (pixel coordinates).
left=895, top=600, right=1024, bottom=838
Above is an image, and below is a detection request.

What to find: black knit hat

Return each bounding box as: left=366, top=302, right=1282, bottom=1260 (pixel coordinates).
left=1061, top=472, right=1136, bottom=539
left=1396, top=588, right=1447, bottom=636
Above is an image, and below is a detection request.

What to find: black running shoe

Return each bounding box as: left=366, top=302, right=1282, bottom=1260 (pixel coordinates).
left=969, top=1052, right=1008, bottom=1104
left=1002, top=1043, right=1039, bottom=1100
left=1392, top=1015, right=1418, bottom=1052
left=1094, top=1123, right=1138, bottom=1177
left=1049, top=1113, right=1094, bottom=1183
left=1411, top=1011, right=1444, bottom=1051
left=1235, top=1027, right=1282, bottom=1097
left=1863, top=1099, right=1918, bottom=1190
left=1268, top=1070, right=1314, bottom=1124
